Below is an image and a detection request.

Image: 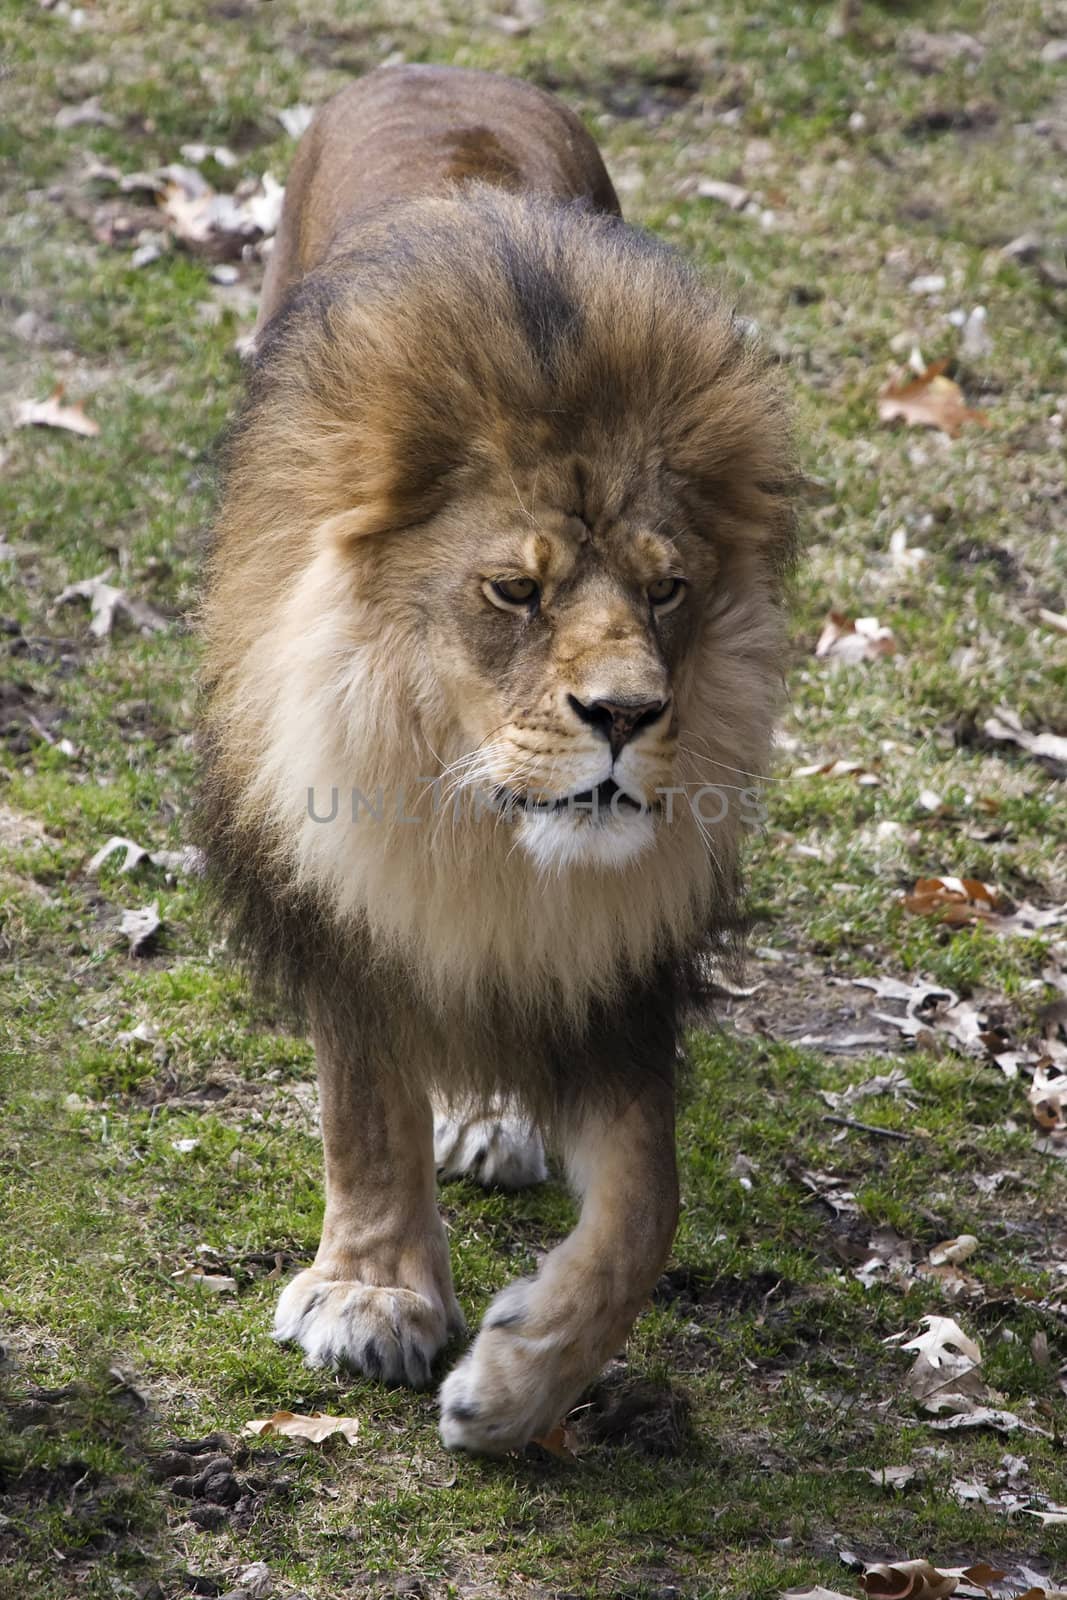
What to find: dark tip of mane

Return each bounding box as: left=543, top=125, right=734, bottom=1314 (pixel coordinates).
left=494, top=224, right=583, bottom=378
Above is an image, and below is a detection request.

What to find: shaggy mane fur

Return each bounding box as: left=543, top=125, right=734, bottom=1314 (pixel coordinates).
left=197, top=185, right=795, bottom=1121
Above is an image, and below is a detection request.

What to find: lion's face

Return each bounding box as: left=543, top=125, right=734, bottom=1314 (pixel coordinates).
left=367, top=467, right=719, bottom=873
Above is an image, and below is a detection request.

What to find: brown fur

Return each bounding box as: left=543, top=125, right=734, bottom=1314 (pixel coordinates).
left=197, top=64, right=796, bottom=1452
left=256, top=65, right=620, bottom=334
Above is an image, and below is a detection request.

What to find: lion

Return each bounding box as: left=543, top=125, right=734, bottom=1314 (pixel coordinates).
left=197, top=63, right=794, bottom=1455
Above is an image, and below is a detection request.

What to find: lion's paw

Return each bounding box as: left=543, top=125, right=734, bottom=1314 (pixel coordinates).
left=438, top=1279, right=579, bottom=1454
left=274, top=1268, right=449, bottom=1389
left=433, top=1110, right=547, bottom=1190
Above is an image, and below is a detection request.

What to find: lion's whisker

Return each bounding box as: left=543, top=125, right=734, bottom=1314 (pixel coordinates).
left=680, top=730, right=788, bottom=784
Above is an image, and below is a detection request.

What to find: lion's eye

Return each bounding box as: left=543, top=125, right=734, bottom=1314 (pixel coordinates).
left=485, top=576, right=539, bottom=611
left=648, top=576, right=686, bottom=611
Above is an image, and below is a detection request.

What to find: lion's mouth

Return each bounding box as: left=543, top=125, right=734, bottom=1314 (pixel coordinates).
left=498, top=777, right=651, bottom=817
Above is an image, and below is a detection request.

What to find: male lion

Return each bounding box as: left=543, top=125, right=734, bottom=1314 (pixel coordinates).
left=198, top=64, right=794, bottom=1455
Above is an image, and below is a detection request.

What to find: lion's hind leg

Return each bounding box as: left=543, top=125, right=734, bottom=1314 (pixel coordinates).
left=433, top=1098, right=547, bottom=1191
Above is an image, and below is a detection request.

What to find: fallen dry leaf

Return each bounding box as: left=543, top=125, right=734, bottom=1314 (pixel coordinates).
left=864, top=1465, right=919, bottom=1491
left=171, top=1266, right=236, bottom=1295
left=1029, top=1064, right=1066, bottom=1134
left=888, top=1315, right=989, bottom=1409
left=889, top=526, right=928, bottom=572
left=243, top=172, right=284, bottom=234
left=783, top=1589, right=860, bottom=1600
left=951, top=1565, right=1008, bottom=1593
left=928, top=1405, right=1052, bottom=1438
left=929, top=1235, right=978, bottom=1267
left=793, top=759, right=881, bottom=785
left=234, top=1565, right=272, bottom=1600
left=64, top=1092, right=98, bottom=1112
left=115, top=1020, right=162, bottom=1051
left=854, top=1227, right=914, bottom=1290
left=161, top=182, right=252, bottom=256
left=983, top=707, right=1067, bottom=771
left=795, top=1026, right=899, bottom=1053
left=54, top=572, right=167, bottom=639
left=864, top=985, right=1009, bottom=1062
left=156, top=166, right=284, bottom=260
left=878, top=360, right=987, bottom=438
left=859, top=1559, right=957, bottom=1600
left=120, top=902, right=161, bottom=956
left=907, top=1351, right=986, bottom=1408
left=799, top=1169, right=858, bottom=1215
left=855, top=976, right=954, bottom=1008
left=243, top=1410, right=361, bottom=1445
left=951, top=1476, right=996, bottom=1506
left=696, top=177, right=750, bottom=210
left=275, top=103, right=314, bottom=138
left=87, top=835, right=203, bottom=877
left=786, top=1561, right=1039, bottom=1600
left=55, top=95, right=118, bottom=129
left=973, top=1168, right=1022, bottom=1196
left=822, top=1068, right=916, bottom=1113
left=488, top=0, right=546, bottom=33
left=902, top=876, right=1004, bottom=925
left=179, top=141, right=238, bottom=169
left=901, top=878, right=1066, bottom=940
left=115, top=167, right=167, bottom=198
left=14, top=383, right=100, bottom=437
left=898, top=1315, right=982, bottom=1368
left=915, top=1260, right=983, bottom=1303
left=1036, top=607, right=1067, bottom=637
left=985, top=903, right=1063, bottom=937
left=730, top=1151, right=758, bottom=1189
left=530, top=1421, right=580, bottom=1461
left=89, top=837, right=153, bottom=873
left=1001, top=232, right=1042, bottom=262
left=959, top=305, right=992, bottom=360
left=131, top=235, right=166, bottom=269
left=815, top=612, right=897, bottom=663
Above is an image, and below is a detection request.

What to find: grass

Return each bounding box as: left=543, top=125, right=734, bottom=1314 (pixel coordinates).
left=1, top=0, right=1065, bottom=1595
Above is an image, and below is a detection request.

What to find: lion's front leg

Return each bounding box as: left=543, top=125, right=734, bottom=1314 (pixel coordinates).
left=438, top=1072, right=678, bottom=1453
left=275, top=1022, right=463, bottom=1389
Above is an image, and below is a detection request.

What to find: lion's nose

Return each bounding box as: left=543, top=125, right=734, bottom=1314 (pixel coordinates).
left=567, top=694, right=670, bottom=759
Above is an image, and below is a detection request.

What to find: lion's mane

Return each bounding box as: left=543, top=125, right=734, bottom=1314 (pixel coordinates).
left=197, top=187, right=794, bottom=1119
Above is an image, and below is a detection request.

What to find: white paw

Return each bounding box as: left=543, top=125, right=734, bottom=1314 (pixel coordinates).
left=433, top=1110, right=547, bottom=1190
left=438, top=1279, right=578, bottom=1454
left=274, top=1268, right=451, bottom=1389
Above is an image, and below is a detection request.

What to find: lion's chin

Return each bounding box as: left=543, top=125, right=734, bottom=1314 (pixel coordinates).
left=515, top=806, right=657, bottom=874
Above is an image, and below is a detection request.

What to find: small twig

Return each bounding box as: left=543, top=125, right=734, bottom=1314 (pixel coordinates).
left=822, top=1114, right=913, bottom=1142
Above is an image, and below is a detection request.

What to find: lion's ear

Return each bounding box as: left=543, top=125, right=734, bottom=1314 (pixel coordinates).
left=318, top=468, right=456, bottom=546
left=316, top=431, right=460, bottom=548
left=318, top=505, right=397, bottom=546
